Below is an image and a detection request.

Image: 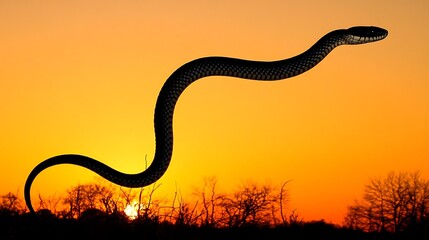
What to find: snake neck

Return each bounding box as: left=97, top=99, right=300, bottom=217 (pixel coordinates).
left=151, top=29, right=347, bottom=182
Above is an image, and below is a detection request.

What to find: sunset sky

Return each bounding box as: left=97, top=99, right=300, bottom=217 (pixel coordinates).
left=1, top=1, right=428, bottom=224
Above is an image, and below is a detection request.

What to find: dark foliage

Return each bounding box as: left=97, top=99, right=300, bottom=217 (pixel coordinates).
left=0, top=210, right=427, bottom=240
left=2, top=173, right=428, bottom=239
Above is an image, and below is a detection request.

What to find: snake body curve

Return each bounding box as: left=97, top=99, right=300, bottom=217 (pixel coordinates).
left=25, top=26, right=387, bottom=214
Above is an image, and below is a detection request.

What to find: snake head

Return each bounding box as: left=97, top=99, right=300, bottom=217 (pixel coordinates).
left=344, top=26, right=388, bottom=44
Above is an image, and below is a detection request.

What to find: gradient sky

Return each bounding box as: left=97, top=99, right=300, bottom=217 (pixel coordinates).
left=1, top=1, right=428, bottom=224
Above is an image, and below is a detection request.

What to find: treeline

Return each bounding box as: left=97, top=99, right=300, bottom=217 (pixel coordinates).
left=1, top=173, right=428, bottom=240
left=3, top=177, right=295, bottom=227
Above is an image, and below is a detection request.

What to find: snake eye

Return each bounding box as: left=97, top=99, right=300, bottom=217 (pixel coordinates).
left=346, top=26, right=388, bottom=43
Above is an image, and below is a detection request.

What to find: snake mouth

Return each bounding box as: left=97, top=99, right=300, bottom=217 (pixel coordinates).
left=346, top=26, right=388, bottom=44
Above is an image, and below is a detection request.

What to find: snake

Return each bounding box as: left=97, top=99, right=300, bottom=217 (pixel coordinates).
left=24, top=26, right=388, bottom=214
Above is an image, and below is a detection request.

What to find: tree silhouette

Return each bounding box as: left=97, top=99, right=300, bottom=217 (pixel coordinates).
left=63, top=181, right=121, bottom=218
left=219, top=181, right=281, bottom=228
left=133, top=182, right=165, bottom=223
left=189, top=178, right=291, bottom=228
left=0, top=192, right=23, bottom=215
left=345, top=171, right=429, bottom=233
left=193, top=176, right=225, bottom=227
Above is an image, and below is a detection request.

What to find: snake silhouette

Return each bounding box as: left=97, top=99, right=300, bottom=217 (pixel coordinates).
left=25, top=26, right=388, bottom=214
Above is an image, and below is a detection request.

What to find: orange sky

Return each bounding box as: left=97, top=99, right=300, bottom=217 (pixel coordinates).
left=1, top=1, right=428, bottom=224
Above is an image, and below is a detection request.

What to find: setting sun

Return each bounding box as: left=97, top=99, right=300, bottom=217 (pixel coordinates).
left=124, top=202, right=139, bottom=220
